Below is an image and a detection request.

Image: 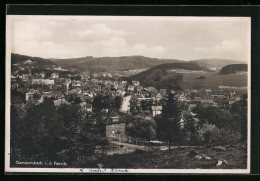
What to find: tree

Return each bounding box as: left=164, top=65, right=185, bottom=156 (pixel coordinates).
left=183, top=115, right=196, bottom=135
left=203, top=131, right=212, bottom=145
left=230, top=94, right=247, bottom=141
left=15, top=97, right=62, bottom=159
left=155, top=92, right=181, bottom=149
left=140, top=100, right=151, bottom=111
left=73, top=97, right=82, bottom=104
left=92, top=95, right=103, bottom=113
left=204, top=107, right=233, bottom=129
left=10, top=105, right=24, bottom=158
left=103, top=95, right=111, bottom=109
left=12, top=98, right=109, bottom=164
left=126, top=115, right=156, bottom=142
left=192, top=103, right=206, bottom=124
left=114, top=96, right=123, bottom=110
left=193, top=105, right=233, bottom=129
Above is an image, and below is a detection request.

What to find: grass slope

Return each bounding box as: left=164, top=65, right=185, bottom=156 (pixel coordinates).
left=180, top=72, right=247, bottom=89
left=72, top=144, right=247, bottom=169
left=131, top=62, right=206, bottom=90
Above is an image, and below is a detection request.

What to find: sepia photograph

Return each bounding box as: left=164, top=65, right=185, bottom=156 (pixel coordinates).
left=5, top=15, right=251, bottom=174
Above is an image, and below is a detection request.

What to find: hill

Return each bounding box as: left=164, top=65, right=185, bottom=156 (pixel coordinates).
left=11, top=53, right=56, bottom=68
left=11, top=53, right=57, bottom=75
left=51, top=56, right=183, bottom=73
left=131, top=62, right=205, bottom=90
left=219, top=64, right=248, bottom=75
left=190, top=58, right=245, bottom=70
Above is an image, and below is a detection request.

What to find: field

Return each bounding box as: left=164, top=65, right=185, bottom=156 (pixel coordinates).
left=179, top=72, right=248, bottom=90
left=72, top=143, right=247, bottom=169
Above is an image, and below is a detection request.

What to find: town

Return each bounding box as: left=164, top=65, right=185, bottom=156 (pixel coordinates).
left=10, top=58, right=248, bottom=169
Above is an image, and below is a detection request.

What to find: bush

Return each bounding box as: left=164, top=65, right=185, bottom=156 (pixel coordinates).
left=217, top=128, right=241, bottom=145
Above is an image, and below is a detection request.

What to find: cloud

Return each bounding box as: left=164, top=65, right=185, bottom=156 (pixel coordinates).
left=193, top=47, right=209, bottom=53
left=13, top=20, right=167, bottom=58
left=194, top=39, right=241, bottom=53
left=192, top=39, right=245, bottom=61
left=213, top=39, right=241, bottom=51
left=76, top=24, right=127, bottom=40
left=10, top=16, right=249, bottom=61
left=82, top=38, right=167, bottom=58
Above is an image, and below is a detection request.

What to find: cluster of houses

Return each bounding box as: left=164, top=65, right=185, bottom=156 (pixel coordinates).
left=11, top=61, right=245, bottom=143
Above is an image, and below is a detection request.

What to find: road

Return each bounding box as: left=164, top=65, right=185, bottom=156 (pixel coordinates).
left=110, top=140, right=150, bottom=150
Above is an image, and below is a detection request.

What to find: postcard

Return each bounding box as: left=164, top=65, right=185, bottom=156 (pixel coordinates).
left=5, top=15, right=251, bottom=174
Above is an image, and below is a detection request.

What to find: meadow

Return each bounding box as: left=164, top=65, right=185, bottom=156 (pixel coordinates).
left=179, top=72, right=248, bottom=90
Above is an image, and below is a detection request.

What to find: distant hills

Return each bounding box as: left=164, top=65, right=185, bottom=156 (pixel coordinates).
left=50, top=56, right=183, bottom=73
left=11, top=53, right=247, bottom=74
left=190, top=58, right=245, bottom=69
left=219, top=64, right=248, bottom=74
left=51, top=57, right=246, bottom=73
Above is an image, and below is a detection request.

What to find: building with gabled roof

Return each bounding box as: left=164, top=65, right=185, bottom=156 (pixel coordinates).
left=106, top=111, right=126, bottom=141
left=127, top=85, right=135, bottom=91
left=151, top=106, right=162, bottom=116
left=53, top=98, right=69, bottom=107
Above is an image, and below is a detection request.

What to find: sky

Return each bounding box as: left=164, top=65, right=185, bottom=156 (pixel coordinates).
left=7, top=16, right=250, bottom=62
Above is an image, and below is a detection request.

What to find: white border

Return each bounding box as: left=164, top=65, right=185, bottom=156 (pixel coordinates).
left=5, top=15, right=251, bottom=174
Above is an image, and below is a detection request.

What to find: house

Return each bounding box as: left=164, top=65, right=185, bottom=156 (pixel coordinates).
left=151, top=91, right=157, bottom=99
left=155, top=93, right=163, bottom=101
left=53, top=98, right=69, bottom=107
left=79, top=102, right=92, bottom=112
left=151, top=106, right=162, bottom=116
left=188, top=103, right=197, bottom=111
left=180, top=110, right=200, bottom=130
left=121, top=81, right=128, bottom=85
left=136, top=86, right=143, bottom=95
left=211, top=93, right=227, bottom=99
left=106, top=111, right=126, bottom=141
left=228, top=96, right=241, bottom=105
left=127, top=85, right=135, bottom=91
left=71, top=81, right=81, bottom=88
left=51, top=73, right=59, bottom=79
left=159, top=89, right=167, bottom=97
left=205, top=89, right=212, bottom=93
left=25, top=89, right=38, bottom=101
left=120, top=94, right=131, bottom=113
left=70, top=88, right=82, bottom=94
left=229, top=100, right=236, bottom=105
left=180, top=110, right=193, bottom=129
left=25, top=92, right=35, bottom=101
left=146, top=87, right=157, bottom=93
left=178, top=94, right=187, bottom=102
left=32, top=79, right=55, bottom=85
left=35, top=72, right=46, bottom=79
left=86, top=104, right=92, bottom=112
left=132, top=80, right=140, bottom=87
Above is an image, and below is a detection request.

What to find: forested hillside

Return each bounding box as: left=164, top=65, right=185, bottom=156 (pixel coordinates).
left=219, top=64, right=247, bottom=74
